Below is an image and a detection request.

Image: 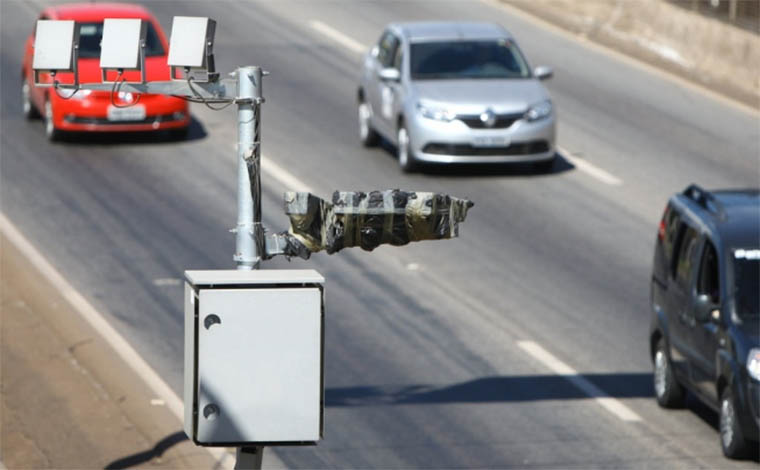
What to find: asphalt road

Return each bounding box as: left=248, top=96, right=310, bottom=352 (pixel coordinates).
left=2, top=0, right=758, bottom=468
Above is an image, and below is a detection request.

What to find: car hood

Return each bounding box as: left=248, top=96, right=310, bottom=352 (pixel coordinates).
left=410, top=79, right=549, bottom=113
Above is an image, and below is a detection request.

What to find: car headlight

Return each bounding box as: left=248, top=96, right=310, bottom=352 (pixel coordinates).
left=417, top=102, right=456, bottom=122
left=748, top=348, right=760, bottom=381
left=524, top=100, right=552, bottom=122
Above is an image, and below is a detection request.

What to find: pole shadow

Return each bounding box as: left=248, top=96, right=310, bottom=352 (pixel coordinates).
left=103, top=431, right=187, bottom=469
left=325, top=373, right=654, bottom=407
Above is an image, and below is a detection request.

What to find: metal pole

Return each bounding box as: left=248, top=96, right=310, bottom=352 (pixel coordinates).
left=234, top=65, right=265, bottom=468
left=234, top=65, right=264, bottom=270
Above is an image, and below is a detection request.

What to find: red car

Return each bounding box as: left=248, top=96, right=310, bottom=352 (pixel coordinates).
left=21, top=3, right=190, bottom=140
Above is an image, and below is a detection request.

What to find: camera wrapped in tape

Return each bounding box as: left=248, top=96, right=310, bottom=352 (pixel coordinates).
left=274, top=190, right=473, bottom=259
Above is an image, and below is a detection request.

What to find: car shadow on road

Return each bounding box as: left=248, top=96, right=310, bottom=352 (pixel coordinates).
left=55, top=115, right=207, bottom=146
left=377, top=139, right=574, bottom=178
left=325, top=373, right=653, bottom=407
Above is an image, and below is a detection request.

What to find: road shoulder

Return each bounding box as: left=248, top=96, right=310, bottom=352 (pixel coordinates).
left=1, top=231, right=219, bottom=469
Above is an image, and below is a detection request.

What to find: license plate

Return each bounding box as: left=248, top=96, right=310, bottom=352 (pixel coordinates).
left=473, top=136, right=510, bottom=147
left=107, top=105, right=146, bottom=121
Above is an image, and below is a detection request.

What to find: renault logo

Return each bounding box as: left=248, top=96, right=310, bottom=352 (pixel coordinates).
left=479, top=109, right=497, bottom=128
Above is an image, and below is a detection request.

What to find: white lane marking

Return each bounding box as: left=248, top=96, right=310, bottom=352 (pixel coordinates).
left=559, top=146, right=623, bottom=186
left=310, top=20, right=367, bottom=54
left=262, top=154, right=315, bottom=193
left=153, top=277, right=182, bottom=286
left=481, top=0, right=758, bottom=117
left=0, top=213, right=235, bottom=470
left=518, top=340, right=642, bottom=422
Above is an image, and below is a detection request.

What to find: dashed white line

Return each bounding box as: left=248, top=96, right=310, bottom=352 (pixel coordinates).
left=559, top=146, right=623, bottom=186
left=518, top=340, right=642, bottom=422
left=262, top=155, right=315, bottom=193
left=309, top=20, right=366, bottom=54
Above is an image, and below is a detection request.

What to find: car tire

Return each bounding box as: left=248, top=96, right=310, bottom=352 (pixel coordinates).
left=358, top=100, right=379, bottom=147
left=653, top=338, right=685, bottom=408
left=44, top=98, right=62, bottom=142
left=22, top=77, right=40, bottom=120
left=397, top=122, right=418, bottom=173
left=720, top=388, right=750, bottom=459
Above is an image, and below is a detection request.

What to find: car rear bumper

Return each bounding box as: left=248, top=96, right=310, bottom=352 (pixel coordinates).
left=408, top=111, right=556, bottom=164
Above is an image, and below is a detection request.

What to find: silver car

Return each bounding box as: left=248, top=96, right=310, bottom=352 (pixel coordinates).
left=358, top=22, right=556, bottom=172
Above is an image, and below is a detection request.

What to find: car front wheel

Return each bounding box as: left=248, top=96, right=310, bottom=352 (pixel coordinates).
left=358, top=100, right=379, bottom=147
left=22, top=77, right=40, bottom=120
left=44, top=98, right=62, bottom=141
left=653, top=338, right=685, bottom=408
left=397, top=123, right=418, bottom=173
left=720, top=388, right=750, bottom=459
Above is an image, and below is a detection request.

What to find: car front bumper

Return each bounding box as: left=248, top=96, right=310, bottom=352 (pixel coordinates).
left=407, top=112, right=556, bottom=164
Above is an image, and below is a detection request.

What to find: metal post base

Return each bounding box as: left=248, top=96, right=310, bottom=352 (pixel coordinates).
left=234, top=445, right=264, bottom=470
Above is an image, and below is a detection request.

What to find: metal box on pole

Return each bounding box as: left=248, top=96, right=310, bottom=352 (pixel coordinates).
left=184, top=269, right=325, bottom=446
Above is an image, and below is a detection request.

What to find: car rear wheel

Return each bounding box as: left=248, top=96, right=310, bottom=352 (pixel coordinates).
left=22, top=78, right=40, bottom=120
left=397, top=123, right=418, bottom=173
left=720, top=388, right=750, bottom=459
left=653, top=338, right=685, bottom=408
left=358, top=100, right=379, bottom=147
left=44, top=98, right=62, bottom=141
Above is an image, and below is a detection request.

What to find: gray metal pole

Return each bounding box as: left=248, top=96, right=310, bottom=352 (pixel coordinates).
left=234, top=66, right=266, bottom=469
left=234, top=65, right=264, bottom=270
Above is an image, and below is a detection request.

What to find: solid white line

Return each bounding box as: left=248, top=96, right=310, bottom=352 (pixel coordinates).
left=559, top=146, right=623, bottom=186
left=517, top=340, right=642, bottom=422
left=0, top=213, right=235, bottom=469
left=481, top=0, right=758, bottom=117
left=262, top=155, right=315, bottom=193
left=310, top=20, right=366, bottom=55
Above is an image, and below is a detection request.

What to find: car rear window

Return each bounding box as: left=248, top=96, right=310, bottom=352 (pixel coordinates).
left=733, top=249, right=759, bottom=319
left=77, top=21, right=164, bottom=58
left=410, top=39, right=530, bottom=80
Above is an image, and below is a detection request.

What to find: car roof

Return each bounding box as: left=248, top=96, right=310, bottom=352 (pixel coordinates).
left=391, top=22, right=510, bottom=42
left=676, top=187, right=760, bottom=249
left=44, top=3, right=154, bottom=21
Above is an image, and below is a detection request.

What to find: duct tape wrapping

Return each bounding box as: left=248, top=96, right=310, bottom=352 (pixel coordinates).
left=276, top=190, right=473, bottom=258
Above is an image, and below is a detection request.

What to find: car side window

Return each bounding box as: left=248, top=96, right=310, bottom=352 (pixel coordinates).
left=376, top=32, right=399, bottom=69
left=673, top=224, right=699, bottom=288
left=697, top=240, right=720, bottom=303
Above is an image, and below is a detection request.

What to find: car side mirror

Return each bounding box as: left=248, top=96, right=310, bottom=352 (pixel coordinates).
left=378, top=68, right=400, bottom=82
left=371, top=45, right=379, bottom=58
left=533, top=66, right=553, bottom=80
left=695, top=294, right=720, bottom=323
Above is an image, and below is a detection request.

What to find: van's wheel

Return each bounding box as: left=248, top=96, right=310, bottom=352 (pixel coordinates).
left=397, top=123, right=418, bottom=173
left=653, top=338, right=685, bottom=408
left=22, top=77, right=40, bottom=119
left=44, top=98, right=62, bottom=141
left=358, top=99, right=379, bottom=147
left=720, top=388, right=749, bottom=459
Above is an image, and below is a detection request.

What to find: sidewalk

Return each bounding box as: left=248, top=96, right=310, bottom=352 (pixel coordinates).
left=1, top=230, right=223, bottom=469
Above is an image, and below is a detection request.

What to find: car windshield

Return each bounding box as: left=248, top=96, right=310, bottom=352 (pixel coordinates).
left=733, top=251, right=759, bottom=319
left=77, top=21, right=165, bottom=58
left=410, top=39, right=530, bottom=80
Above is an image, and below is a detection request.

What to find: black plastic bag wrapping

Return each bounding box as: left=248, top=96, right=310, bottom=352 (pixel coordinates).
left=277, top=190, right=473, bottom=257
